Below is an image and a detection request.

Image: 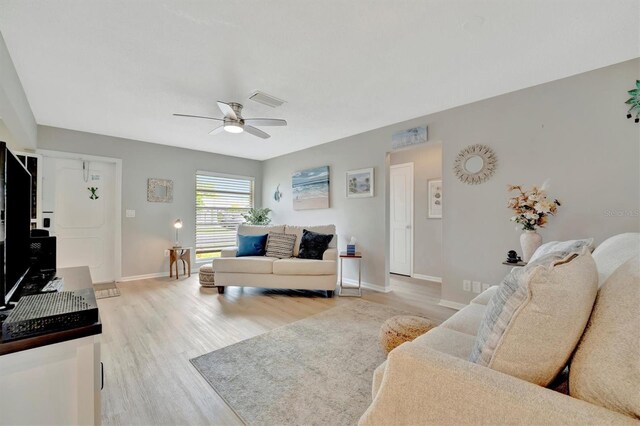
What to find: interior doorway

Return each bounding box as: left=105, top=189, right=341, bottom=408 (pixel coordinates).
left=40, top=151, right=122, bottom=283
left=389, top=163, right=413, bottom=275
left=387, top=142, right=443, bottom=285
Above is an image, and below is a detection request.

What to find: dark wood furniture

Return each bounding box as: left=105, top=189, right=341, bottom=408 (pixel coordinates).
left=0, top=266, right=101, bottom=355
left=169, top=247, right=192, bottom=279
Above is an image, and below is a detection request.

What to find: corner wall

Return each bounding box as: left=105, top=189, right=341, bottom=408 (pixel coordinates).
left=37, top=125, right=263, bottom=279
left=0, top=32, right=36, bottom=151
left=390, top=142, right=443, bottom=280
left=262, top=58, right=640, bottom=304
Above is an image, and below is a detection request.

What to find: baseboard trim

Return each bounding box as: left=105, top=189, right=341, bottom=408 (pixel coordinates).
left=437, top=299, right=467, bottom=311
left=341, top=278, right=391, bottom=293
left=118, top=272, right=166, bottom=282
left=412, top=273, right=442, bottom=283
left=118, top=269, right=200, bottom=282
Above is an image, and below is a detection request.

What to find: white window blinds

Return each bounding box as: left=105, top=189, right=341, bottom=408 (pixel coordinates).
left=196, top=173, right=254, bottom=260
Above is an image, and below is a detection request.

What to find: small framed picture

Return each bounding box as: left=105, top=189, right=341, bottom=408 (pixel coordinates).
left=428, top=179, right=442, bottom=218
left=346, top=168, right=374, bottom=198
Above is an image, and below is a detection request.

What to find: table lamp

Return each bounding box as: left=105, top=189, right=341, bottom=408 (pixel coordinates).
left=173, top=219, right=183, bottom=248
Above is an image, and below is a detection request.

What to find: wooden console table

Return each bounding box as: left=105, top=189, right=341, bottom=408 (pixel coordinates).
left=169, top=247, right=191, bottom=279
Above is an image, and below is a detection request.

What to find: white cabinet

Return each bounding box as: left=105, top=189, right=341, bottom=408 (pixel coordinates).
left=0, top=335, right=101, bottom=425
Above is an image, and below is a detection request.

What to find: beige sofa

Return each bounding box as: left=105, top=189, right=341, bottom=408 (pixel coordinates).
left=360, top=233, right=640, bottom=425
left=212, top=224, right=338, bottom=296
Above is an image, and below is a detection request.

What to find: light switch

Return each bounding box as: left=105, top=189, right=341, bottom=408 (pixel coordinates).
left=126, top=209, right=136, bottom=218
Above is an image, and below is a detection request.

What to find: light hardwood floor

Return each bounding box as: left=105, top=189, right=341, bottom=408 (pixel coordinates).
left=98, top=274, right=455, bottom=425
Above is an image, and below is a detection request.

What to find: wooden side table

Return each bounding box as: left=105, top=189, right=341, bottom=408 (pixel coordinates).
left=339, top=252, right=362, bottom=297
left=169, top=247, right=191, bottom=279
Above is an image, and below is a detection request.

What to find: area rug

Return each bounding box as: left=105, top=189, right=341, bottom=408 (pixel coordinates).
left=94, top=282, right=120, bottom=299
left=190, top=300, right=419, bottom=426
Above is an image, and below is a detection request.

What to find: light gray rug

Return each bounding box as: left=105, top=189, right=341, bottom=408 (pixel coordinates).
left=190, top=300, right=415, bottom=426
left=94, top=282, right=120, bottom=299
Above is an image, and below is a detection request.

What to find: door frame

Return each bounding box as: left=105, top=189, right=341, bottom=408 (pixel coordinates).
left=389, top=162, right=414, bottom=277
left=37, top=149, right=123, bottom=282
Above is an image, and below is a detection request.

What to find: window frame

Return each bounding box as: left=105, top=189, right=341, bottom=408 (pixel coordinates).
left=195, top=170, right=255, bottom=263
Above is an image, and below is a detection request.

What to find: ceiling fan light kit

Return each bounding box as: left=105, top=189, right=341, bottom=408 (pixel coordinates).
left=174, top=100, right=287, bottom=139
left=224, top=122, right=244, bottom=133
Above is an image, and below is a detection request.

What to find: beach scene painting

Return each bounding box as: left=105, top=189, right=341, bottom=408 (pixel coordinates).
left=292, top=166, right=330, bottom=210
left=346, top=168, right=374, bottom=198
left=392, top=126, right=428, bottom=150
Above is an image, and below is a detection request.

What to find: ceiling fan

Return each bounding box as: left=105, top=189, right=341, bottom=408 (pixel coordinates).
left=173, top=101, right=287, bottom=139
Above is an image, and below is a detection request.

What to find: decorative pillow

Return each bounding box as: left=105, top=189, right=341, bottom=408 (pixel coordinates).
left=529, top=238, right=594, bottom=263
left=469, top=247, right=598, bottom=386
left=284, top=225, right=336, bottom=257
left=265, top=232, right=297, bottom=259
left=298, top=229, right=333, bottom=260
left=569, top=256, right=640, bottom=418
left=591, top=232, right=640, bottom=286
left=236, top=234, right=268, bottom=257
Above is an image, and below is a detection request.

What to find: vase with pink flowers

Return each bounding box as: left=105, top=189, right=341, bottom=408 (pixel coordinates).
left=507, top=184, right=561, bottom=262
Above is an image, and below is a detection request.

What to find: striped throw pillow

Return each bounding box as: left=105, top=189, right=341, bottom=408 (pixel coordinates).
left=265, top=232, right=297, bottom=259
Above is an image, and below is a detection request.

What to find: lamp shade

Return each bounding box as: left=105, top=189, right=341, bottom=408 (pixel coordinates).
left=174, top=219, right=183, bottom=229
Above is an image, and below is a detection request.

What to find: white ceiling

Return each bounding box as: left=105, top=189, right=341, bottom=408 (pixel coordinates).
left=0, top=1, right=638, bottom=160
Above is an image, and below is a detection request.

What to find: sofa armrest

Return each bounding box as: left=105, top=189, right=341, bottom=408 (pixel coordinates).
left=359, top=343, right=635, bottom=425
left=220, top=247, right=238, bottom=258
left=323, top=248, right=337, bottom=261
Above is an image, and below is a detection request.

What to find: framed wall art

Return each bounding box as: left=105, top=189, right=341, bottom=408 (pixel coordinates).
left=428, top=178, right=442, bottom=218
left=147, top=178, right=174, bottom=203
left=346, top=168, right=374, bottom=198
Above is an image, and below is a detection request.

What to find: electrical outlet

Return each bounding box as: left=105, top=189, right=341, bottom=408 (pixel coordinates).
left=472, top=281, right=482, bottom=294
left=463, top=280, right=471, bottom=292
left=164, top=250, right=170, bottom=257
left=482, top=283, right=491, bottom=292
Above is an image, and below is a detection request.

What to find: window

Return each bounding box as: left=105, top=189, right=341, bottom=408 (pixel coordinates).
left=196, top=172, right=254, bottom=261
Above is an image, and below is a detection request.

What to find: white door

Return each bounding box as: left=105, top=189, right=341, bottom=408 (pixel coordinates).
left=42, top=157, right=116, bottom=283
left=390, top=163, right=413, bottom=276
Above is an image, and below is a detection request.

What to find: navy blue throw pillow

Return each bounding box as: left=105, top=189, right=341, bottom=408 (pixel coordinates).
left=298, top=229, right=333, bottom=260
left=237, top=234, right=268, bottom=257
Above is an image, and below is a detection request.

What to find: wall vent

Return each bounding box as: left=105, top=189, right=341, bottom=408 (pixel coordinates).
left=248, top=91, right=286, bottom=108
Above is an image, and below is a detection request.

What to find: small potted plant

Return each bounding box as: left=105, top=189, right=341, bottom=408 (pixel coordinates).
left=507, top=183, right=561, bottom=262
left=242, top=207, right=272, bottom=225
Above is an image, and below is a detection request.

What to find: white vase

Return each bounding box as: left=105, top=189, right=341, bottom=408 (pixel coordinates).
left=520, top=230, right=542, bottom=263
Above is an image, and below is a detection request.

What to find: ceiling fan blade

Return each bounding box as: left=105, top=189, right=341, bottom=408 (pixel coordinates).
left=244, top=125, right=270, bottom=139
left=217, top=101, right=237, bottom=120
left=243, top=118, right=287, bottom=127
left=209, top=125, right=224, bottom=135
left=173, top=113, right=223, bottom=121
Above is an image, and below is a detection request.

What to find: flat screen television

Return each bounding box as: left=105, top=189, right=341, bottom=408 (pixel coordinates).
left=0, top=141, right=32, bottom=308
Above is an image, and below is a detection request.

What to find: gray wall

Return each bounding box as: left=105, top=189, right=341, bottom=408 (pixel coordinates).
left=263, top=58, right=640, bottom=304
left=0, top=32, right=36, bottom=150
left=390, top=142, right=443, bottom=279
left=37, top=125, right=263, bottom=278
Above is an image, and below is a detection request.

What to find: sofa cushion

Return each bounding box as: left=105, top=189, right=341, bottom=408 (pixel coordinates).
left=272, top=258, right=336, bottom=276
left=569, top=256, right=640, bottom=418
left=529, top=238, right=594, bottom=263
left=592, top=232, right=640, bottom=287
left=298, top=229, right=334, bottom=260
left=265, top=232, right=297, bottom=259
left=439, top=303, right=487, bottom=336
left=213, top=256, right=276, bottom=274
left=285, top=225, right=336, bottom=256
left=411, top=327, right=476, bottom=360
left=470, top=286, right=499, bottom=305
left=237, top=234, right=268, bottom=257
left=470, top=248, right=598, bottom=386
